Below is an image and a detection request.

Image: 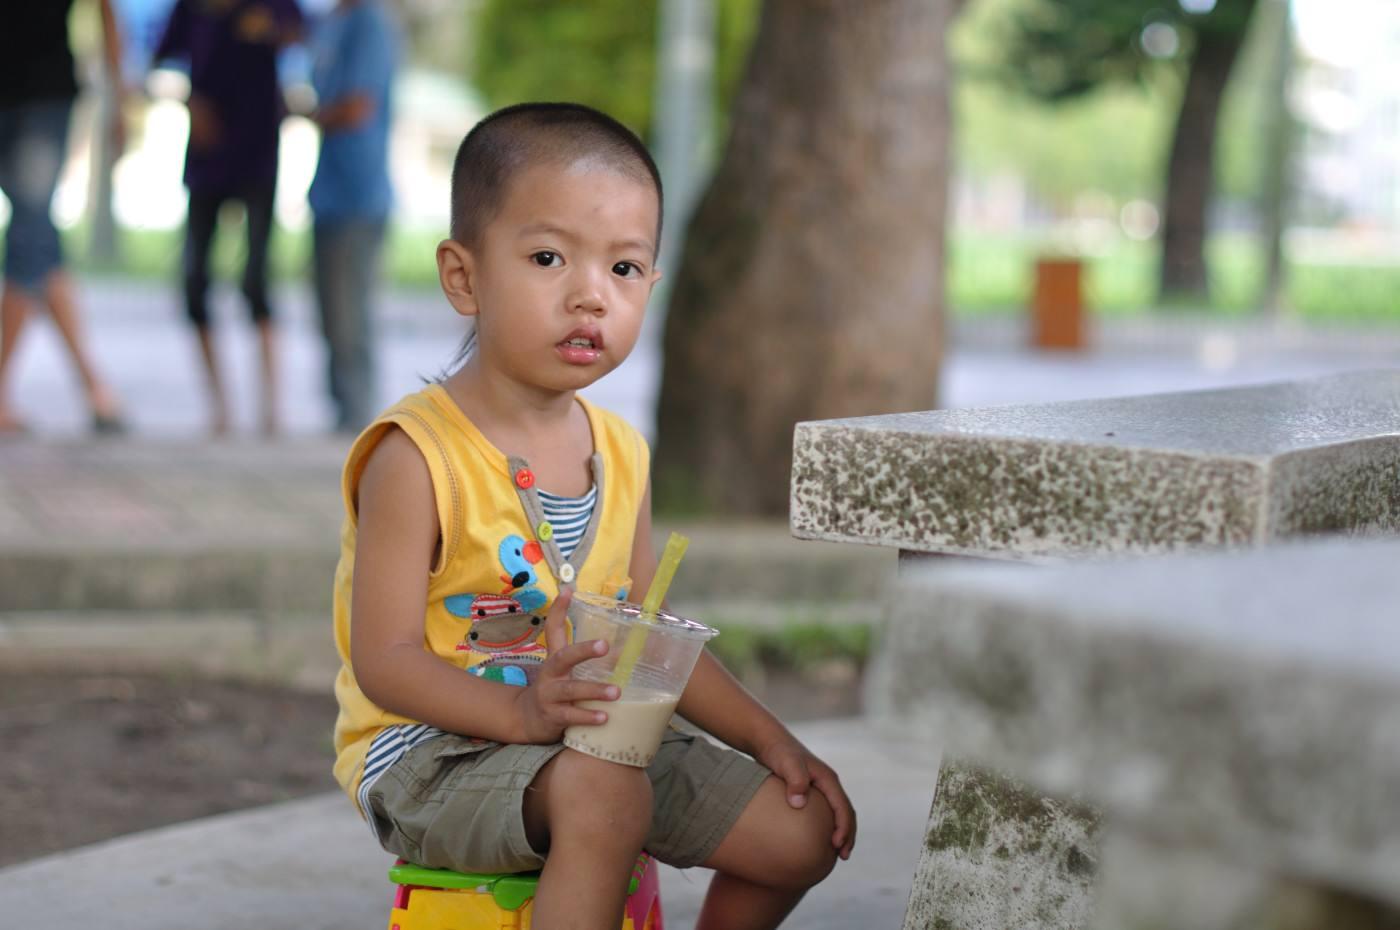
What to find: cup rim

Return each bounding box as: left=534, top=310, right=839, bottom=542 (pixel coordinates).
left=569, top=591, right=719, bottom=641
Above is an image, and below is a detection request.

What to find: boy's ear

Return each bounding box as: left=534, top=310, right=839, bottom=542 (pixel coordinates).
left=437, top=239, right=480, bottom=318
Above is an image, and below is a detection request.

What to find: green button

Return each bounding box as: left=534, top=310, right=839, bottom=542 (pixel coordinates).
left=537, top=521, right=554, bottom=541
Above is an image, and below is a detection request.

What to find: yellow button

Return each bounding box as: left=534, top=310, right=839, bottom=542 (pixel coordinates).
left=537, top=521, right=554, bottom=541
left=558, top=563, right=576, bottom=584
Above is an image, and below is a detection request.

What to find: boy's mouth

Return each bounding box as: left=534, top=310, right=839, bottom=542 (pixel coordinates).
left=558, top=328, right=604, bottom=363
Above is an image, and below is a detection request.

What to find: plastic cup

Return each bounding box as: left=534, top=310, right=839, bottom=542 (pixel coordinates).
left=563, top=593, right=718, bottom=767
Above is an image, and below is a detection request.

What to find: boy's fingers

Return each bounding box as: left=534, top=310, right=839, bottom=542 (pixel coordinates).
left=812, top=770, right=856, bottom=858
left=779, top=761, right=813, bottom=808
left=549, top=680, right=619, bottom=705
left=542, top=590, right=574, bottom=656
left=553, top=704, right=610, bottom=727
left=548, top=638, right=608, bottom=674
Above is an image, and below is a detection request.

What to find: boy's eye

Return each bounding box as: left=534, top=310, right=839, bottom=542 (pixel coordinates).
left=612, top=261, right=642, bottom=278
left=531, top=251, right=561, bottom=268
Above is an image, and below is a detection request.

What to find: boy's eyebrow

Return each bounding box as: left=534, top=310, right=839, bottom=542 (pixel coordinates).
left=517, top=222, right=577, bottom=240
left=611, top=236, right=655, bottom=254
left=518, top=222, right=654, bottom=255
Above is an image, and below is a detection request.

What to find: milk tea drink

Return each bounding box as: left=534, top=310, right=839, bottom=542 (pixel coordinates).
left=563, top=688, right=678, bottom=766
left=563, top=594, right=718, bottom=767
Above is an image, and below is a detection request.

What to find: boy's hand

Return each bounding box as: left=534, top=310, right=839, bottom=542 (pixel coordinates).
left=756, top=736, right=858, bottom=860
left=513, top=590, right=620, bottom=744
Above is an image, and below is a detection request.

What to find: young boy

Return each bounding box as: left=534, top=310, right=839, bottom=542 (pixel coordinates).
left=332, top=103, right=855, bottom=930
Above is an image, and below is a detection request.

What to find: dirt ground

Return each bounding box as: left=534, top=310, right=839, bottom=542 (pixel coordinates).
left=0, top=664, right=861, bottom=869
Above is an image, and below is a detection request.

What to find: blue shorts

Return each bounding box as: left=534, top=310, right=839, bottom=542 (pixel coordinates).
left=0, top=100, right=73, bottom=293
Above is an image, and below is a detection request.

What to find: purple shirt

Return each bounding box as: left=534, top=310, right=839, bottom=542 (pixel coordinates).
left=155, top=0, right=304, bottom=194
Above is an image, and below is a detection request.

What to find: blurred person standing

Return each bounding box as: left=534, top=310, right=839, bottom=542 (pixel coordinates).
left=307, top=0, right=400, bottom=434
left=154, top=0, right=303, bottom=437
left=0, top=0, right=129, bottom=436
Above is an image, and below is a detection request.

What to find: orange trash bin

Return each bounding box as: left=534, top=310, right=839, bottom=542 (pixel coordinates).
left=1031, top=258, right=1085, bottom=350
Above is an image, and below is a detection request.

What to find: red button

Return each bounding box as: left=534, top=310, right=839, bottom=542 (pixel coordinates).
left=514, top=468, right=535, bottom=489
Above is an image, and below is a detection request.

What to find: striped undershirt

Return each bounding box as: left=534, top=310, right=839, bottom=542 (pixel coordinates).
left=356, top=484, right=598, bottom=823
left=537, top=483, right=597, bottom=561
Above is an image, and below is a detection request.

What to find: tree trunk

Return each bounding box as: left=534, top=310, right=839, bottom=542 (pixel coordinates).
left=87, top=69, right=121, bottom=264
left=1158, top=1, right=1257, bottom=305
left=653, top=0, right=954, bottom=516
left=1257, top=0, right=1294, bottom=317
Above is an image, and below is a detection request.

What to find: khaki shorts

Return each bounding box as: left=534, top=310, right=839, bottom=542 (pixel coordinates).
left=364, top=728, right=771, bottom=873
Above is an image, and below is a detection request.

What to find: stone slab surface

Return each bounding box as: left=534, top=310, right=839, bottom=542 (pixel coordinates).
left=877, top=537, right=1400, bottom=906
left=791, top=370, right=1400, bottom=559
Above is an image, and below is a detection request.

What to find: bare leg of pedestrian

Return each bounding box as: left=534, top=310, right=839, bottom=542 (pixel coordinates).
left=0, top=281, right=35, bottom=432
left=256, top=317, right=279, bottom=437
left=184, top=190, right=230, bottom=436
left=243, top=186, right=279, bottom=437
left=43, top=270, right=124, bottom=431
left=193, top=323, right=230, bottom=436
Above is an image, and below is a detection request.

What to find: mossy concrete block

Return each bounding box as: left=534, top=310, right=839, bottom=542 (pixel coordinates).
left=791, top=371, right=1400, bottom=559
left=904, top=761, right=1100, bottom=930
left=882, top=537, right=1400, bottom=907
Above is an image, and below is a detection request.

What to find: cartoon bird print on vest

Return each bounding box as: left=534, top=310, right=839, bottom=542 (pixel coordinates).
left=444, top=535, right=550, bottom=687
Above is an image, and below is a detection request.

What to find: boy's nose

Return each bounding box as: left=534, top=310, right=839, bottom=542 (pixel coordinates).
left=567, top=270, right=607, bottom=314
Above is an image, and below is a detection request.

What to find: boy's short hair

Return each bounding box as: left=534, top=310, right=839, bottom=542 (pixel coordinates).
left=449, top=102, right=664, bottom=254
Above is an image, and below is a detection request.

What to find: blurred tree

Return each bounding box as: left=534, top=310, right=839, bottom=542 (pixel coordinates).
left=1003, top=0, right=1259, bottom=304
left=1253, top=0, right=1295, bottom=317
left=468, top=0, right=760, bottom=142
left=653, top=0, right=959, bottom=516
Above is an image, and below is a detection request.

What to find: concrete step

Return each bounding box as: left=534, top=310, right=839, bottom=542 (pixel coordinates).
left=0, top=525, right=895, bottom=613
left=0, top=597, right=884, bottom=694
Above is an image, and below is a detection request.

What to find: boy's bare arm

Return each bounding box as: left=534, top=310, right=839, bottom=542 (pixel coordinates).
left=627, top=482, right=788, bottom=752
left=629, top=482, right=858, bottom=857
left=351, top=429, right=613, bottom=744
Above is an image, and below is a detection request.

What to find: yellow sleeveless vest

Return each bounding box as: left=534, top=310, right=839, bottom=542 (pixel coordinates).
left=331, top=384, right=650, bottom=803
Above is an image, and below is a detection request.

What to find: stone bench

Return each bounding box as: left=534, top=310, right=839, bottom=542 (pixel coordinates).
left=883, top=538, right=1400, bottom=928
left=793, top=369, right=1400, bottom=560
left=789, top=370, right=1400, bottom=930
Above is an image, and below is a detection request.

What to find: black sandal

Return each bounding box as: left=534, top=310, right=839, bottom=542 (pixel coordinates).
left=93, top=412, right=128, bottom=435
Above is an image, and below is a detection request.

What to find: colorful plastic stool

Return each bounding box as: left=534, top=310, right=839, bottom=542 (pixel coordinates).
left=387, top=853, right=663, bottom=930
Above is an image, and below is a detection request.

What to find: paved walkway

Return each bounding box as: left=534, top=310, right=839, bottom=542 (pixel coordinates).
left=0, top=718, right=939, bottom=930
left=4, top=278, right=1397, bottom=439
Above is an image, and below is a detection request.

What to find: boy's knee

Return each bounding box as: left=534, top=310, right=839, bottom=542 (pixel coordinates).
left=772, top=793, right=838, bottom=889
left=546, top=748, right=653, bottom=844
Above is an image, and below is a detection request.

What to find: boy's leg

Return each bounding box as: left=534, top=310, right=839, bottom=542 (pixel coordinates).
left=694, top=775, right=839, bottom=930
left=522, top=747, right=653, bottom=930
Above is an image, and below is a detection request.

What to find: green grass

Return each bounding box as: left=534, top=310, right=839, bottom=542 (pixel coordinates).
left=60, top=223, right=1400, bottom=323
left=67, top=221, right=445, bottom=292
left=706, top=622, right=872, bottom=677
left=949, top=231, right=1400, bottom=322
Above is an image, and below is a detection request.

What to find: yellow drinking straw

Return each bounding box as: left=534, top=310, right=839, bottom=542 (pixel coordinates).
left=608, top=532, right=690, bottom=687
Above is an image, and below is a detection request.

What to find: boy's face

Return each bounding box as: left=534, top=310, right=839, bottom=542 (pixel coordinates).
left=446, top=159, right=662, bottom=396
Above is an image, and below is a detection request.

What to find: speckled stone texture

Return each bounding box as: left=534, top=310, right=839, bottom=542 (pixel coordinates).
left=791, top=370, right=1400, bottom=559
left=903, top=761, right=1100, bottom=930
left=882, top=538, right=1400, bottom=910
